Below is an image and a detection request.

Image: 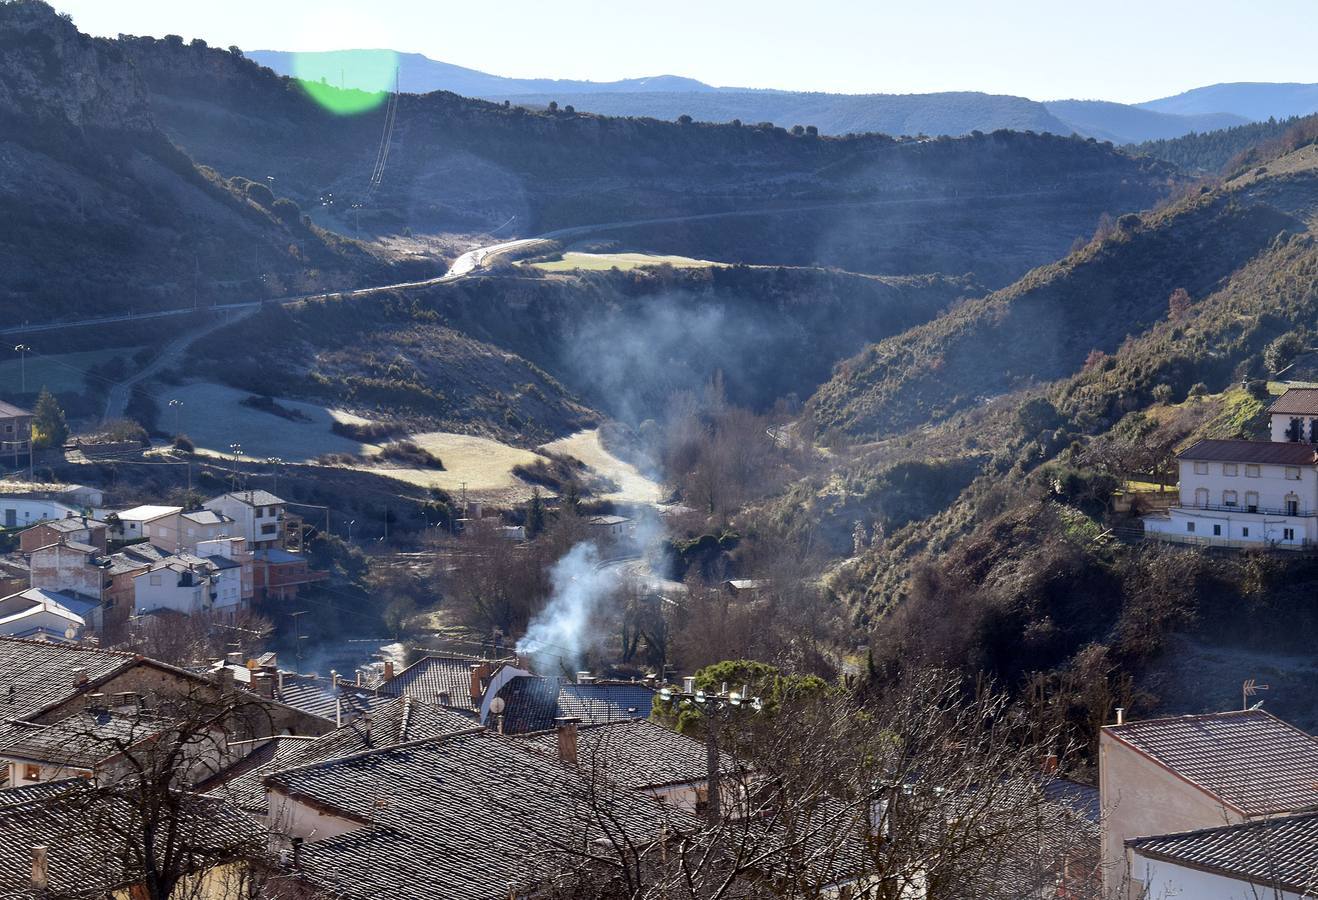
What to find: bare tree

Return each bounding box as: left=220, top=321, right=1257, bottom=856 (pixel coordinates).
left=541, top=671, right=1100, bottom=899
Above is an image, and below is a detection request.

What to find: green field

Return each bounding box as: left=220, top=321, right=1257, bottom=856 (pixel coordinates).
left=0, top=348, right=145, bottom=395
left=530, top=251, right=721, bottom=272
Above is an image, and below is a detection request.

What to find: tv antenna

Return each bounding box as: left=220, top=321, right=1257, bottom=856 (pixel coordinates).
left=1243, top=678, right=1270, bottom=710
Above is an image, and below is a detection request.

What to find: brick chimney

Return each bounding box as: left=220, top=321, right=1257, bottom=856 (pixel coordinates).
left=1040, top=753, right=1059, bottom=777
left=71, top=667, right=88, bottom=689
left=30, top=845, right=48, bottom=891
left=250, top=672, right=275, bottom=700
left=469, top=662, right=492, bottom=704
left=383, top=660, right=394, bottom=681
left=555, top=716, right=581, bottom=765
left=215, top=666, right=235, bottom=695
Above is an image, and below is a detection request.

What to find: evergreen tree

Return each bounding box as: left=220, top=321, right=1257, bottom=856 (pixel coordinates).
left=525, top=487, right=546, bottom=538
left=31, top=388, right=68, bottom=449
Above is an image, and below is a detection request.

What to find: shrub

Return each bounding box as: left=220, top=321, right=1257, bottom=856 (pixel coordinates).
left=1188, top=382, right=1209, bottom=398
left=378, top=440, right=443, bottom=470
left=272, top=197, right=301, bottom=223
left=1246, top=379, right=1270, bottom=400
left=244, top=181, right=274, bottom=207
left=1265, top=332, right=1304, bottom=373
left=331, top=420, right=404, bottom=442
left=1152, top=383, right=1174, bottom=403
left=173, top=433, right=195, bottom=454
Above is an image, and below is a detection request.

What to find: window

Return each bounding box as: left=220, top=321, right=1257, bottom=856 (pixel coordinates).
left=1194, top=461, right=1209, bottom=475
left=1287, top=495, right=1301, bottom=516
left=1223, top=463, right=1238, bottom=476
left=1289, top=418, right=1305, bottom=442
left=1246, top=491, right=1259, bottom=513
left=1246, top=464, right=1260, bottom=478
left=1287, top=467, right=1302, bottom=481
left=255, top=507, right=264, bottom=518
left=1243, top=527, right=1250, bottom=537
left=261, top=523, right=277, bottom=536
left=149, top=573, right=162, bottom=586
left=1223, top=490, right=1238, bottom=507
left=1213, top=524, right=1222, bottom=536
left=23, top=764, right=39, bottom=781
left=1285, top=528, right=1296, bottom=541
left=1186, top=522, right=1196, bottom=533
left=1194, top=488, right=1209, bottom=508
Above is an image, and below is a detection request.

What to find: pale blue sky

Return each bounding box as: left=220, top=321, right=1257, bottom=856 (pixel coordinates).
left=53, top=0, right=1318, bottom=103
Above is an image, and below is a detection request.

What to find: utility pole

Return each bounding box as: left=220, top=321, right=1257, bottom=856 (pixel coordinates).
left=290, top=610, right=308, bottom=672
left=13, top=345, right=29, bottom=393
left=169, top=399, right=183, bottom=437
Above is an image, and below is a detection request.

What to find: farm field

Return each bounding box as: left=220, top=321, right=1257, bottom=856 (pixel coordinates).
left=0, top=348, right=145, bottom=395
left=541, top=429, right=665, bottom=504
left=375, top=431, right=544, bottom=502
left=530, top=251, right=721, bottom=272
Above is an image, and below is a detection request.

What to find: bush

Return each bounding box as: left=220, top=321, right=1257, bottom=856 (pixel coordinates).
left=377, top=440, right=443, bottom=470
left=173, top=433, right=195, bottom=454
left=244, top=181, right=274, bottom=207
left=272, top=197, right=301, bottom=223
left=1152, top=383, right=1174, bottom=403
left=1265, top=332, right=1304, bottom=373
left=1246, top=379, right=1270, bottom=400
left=1188, top=382, right=1209, bottom=397
left=331, top=420, right=403, bottom=442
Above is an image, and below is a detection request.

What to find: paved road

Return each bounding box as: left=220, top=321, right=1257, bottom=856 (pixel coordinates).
left=5, top=187, right=1063, bottom=339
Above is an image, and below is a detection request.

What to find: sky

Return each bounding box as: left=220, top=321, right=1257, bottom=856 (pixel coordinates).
left=52, top=0, right=1318, bottom=103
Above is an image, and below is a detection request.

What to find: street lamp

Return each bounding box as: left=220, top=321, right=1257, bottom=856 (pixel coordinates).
left=266, top=457, right=284, bottom=494
left=347, top=519, right=356, bottom=543
left=13, top=345, right=30, bottom=393
left=229, top=442, right=244, bottom=490
left=168, top=399, right=183, bottom=437
left=658, top=680, right=762, bottom=824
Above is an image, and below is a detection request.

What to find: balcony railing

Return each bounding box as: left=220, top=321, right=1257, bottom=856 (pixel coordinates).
left=1183, top=502, right=1317, bottom=517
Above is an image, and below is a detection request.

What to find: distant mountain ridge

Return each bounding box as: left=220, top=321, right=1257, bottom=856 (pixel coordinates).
left=248, top=49, right=1303, bottom=144
left=1140, top=82, right=1318, bottom=120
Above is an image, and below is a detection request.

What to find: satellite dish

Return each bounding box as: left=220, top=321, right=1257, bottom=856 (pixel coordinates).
left=64, top=626, right=77, bottom=641
left=489, top=696, right=506, bottom=715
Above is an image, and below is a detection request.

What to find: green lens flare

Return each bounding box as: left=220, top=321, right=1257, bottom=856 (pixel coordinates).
left=292, top=49, right=398, bottom=115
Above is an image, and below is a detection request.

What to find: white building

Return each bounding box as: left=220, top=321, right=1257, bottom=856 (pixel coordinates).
left=203, top=490, right=286, bottom=550
left=132, top=550, right=243, bottom=617
left=0, top=588, right=93, bottom=642
left=1142, top=388, right=1318, bottom=548
left=104, top=504, right=182, bottom=542
left=1143, top=439, right=1318, bottom=547
left=0, top=497, right=81, bottom=530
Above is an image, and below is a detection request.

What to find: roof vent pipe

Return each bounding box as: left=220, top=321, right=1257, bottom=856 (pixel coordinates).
left=1115, top=707, right=1125, bottom=726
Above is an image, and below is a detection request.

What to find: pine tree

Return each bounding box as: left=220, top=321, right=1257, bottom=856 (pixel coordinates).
left=526, top=488, right=545, bottom=538
left=31, top=388, right=68, bottom=449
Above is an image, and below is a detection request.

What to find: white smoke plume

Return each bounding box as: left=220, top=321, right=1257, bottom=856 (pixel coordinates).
left=517, top=541, right=615, bottom=673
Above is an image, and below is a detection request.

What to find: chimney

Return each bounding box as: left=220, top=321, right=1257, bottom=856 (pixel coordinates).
left=276, top=669, right=285, bottom=694
left=71, top=667, right=88, bottom=689
left=1115, top=707, right=1125, bottom=726
left=470, top=662, right=492, bottom=704
left=576, top=671, right=594, bottom=685
left=216, top=666, right=235, bottom=696
left=437, top=691, right=451, bottom=706
left=225, top=651, right=243, bottom=666
left=84, top=692, right=107, bottom=711
left=555, top=717, right=580, bottom=765
left=250, top=672, right=275, bottom=700
left=1040, top=753, right=1059, bottom=777
left=355, top=670, right=362, bottom=687
left=30, top=845, right=48, bottom=891
left=290, top=837, right=303, bottom=871
left=383, top=660, right=394, bottom=681
left=335, top=697, right=342, bottom=728
left=682, top=676, right=695, bottom=695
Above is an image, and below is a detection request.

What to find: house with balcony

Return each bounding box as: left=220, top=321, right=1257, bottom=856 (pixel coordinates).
left=203, top=490, right=286, bottom=550
left=1141, top=388, right=1318, bottom=548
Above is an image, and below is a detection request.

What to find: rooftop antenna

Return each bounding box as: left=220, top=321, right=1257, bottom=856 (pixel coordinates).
left=1243, top=678, right=1270, bottom=710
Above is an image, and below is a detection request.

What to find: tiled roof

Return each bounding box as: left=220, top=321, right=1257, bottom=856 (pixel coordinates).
left=1129, top=812, right=1318, bottom=895
left=495, top=676, right=655, bottom=734
left=0, top=400, right=32, bottom=418
left=205, top=697, right=476, bottom=813
left=1176, top=438, right=1318, bottom=466
left=1105, top=710, right=1318, bottom=815
left=0, top=782, right=260, bottom=896
left=0, top=778, right=83, bottom=807
left=27, top=517, right=104, bottom=534
left=212, top=490, right=284, bottom=508
left=1268, top=388, right=1318, bottom=416
left=377, top=655, right=500, bottom=710
left=270, top=730, right=677, bottom=900
left=0, top=637, right=136, bottom=719
left=521, top=718, right=725, bottom=789
left=272, top=673, right=394, bottom=722
left=0, top=709, right=172, bottom=769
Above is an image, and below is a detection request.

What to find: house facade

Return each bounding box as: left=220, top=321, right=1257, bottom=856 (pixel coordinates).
left=204, top=491, right=287, bottom=550
left=1141, top=387, right=1318, bottom=548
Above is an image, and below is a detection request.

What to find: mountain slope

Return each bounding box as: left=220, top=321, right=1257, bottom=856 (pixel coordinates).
left=807, top=178, right=1306, bottom=439
left=248, top=49, right=718, bottom=97
left=1043, top=99, right=1246, bottom=143
left=0, top=1, right=386, bottom=327
left=120, top=36, right=1175, bottom=288
left=1141, top=82, right=1318, bottom=120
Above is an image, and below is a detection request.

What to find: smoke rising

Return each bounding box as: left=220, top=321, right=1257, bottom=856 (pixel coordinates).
left=517, top=541, right=615, bottom=673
